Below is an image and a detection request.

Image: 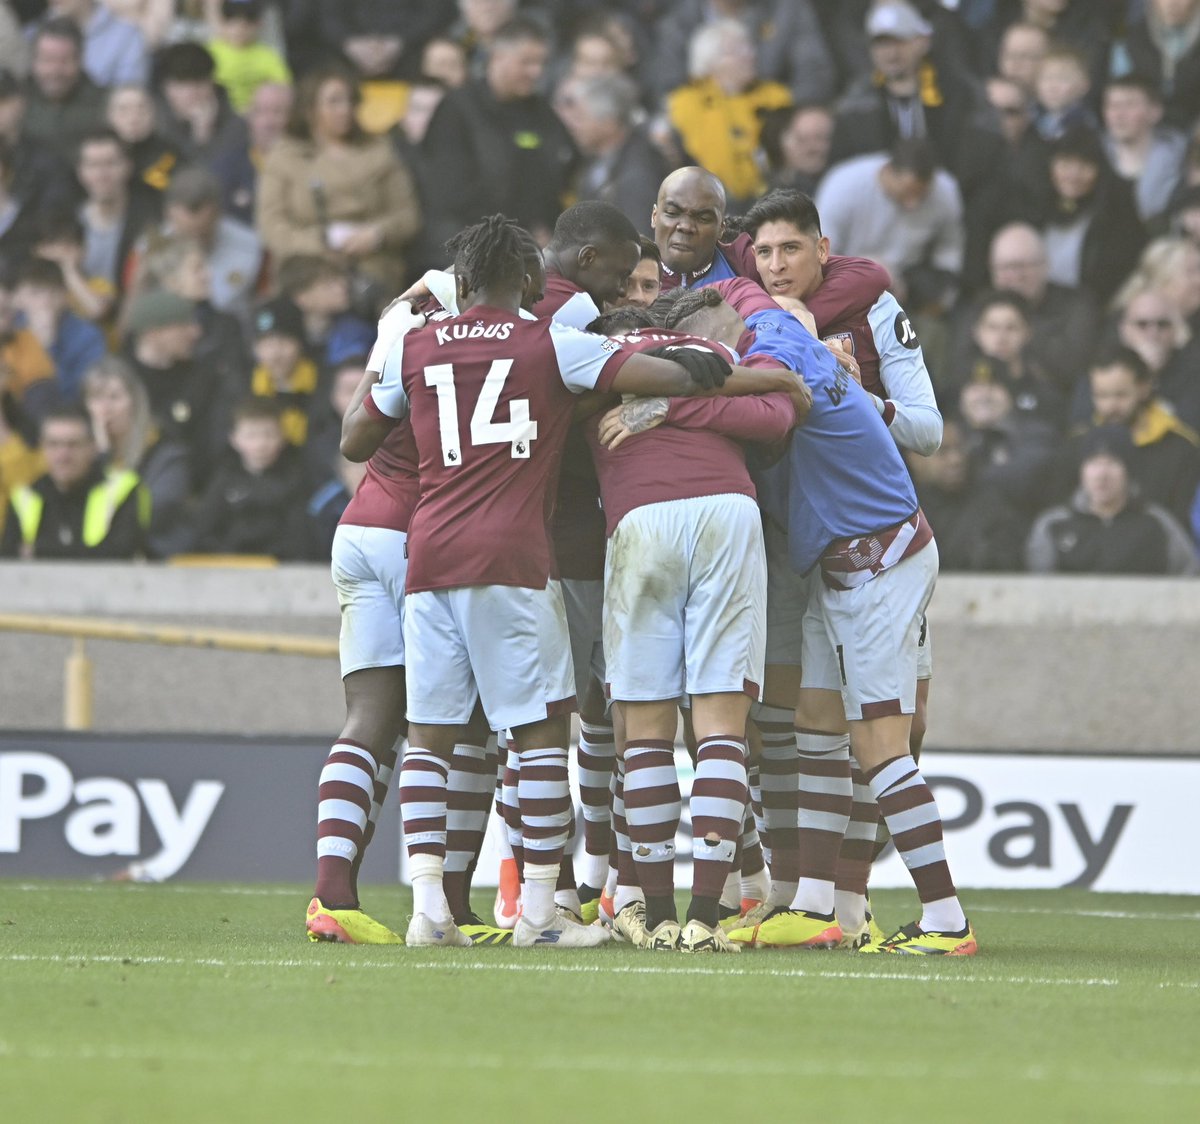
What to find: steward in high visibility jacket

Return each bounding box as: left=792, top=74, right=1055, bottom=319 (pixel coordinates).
left=1, top=464, right=150, bottom=559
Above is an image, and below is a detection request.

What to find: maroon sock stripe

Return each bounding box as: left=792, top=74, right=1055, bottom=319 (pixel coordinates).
left=399, top=749, right=449, bottom=858
left=314, top=741, right=382, bottom=905
left=623, top=740, right=681, bottom=897
left=835, top=758, right=878, bottom=895
left=757, top=719, right=802, bottom=880
left=518, top=747, right=571, bottom=864
left=794, top=736, right=851, bottom=884
left=611, top=759, right=637, bottom=886
left=445, top=744, right=495, bottom=874
left=691, top=736, right=748, bottom=901
left=578, top=723, right=616, bottom=860
left=866, top=755, right=958, bottom=905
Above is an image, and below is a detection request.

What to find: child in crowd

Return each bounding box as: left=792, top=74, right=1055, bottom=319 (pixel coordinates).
left=190, top=397, right=310, bottom=559
left=274, top=254, right=374, bottom=372
left=250, top=296, right=317, bottom=446
left=207, top=0, right=291, bottom=114
left=12, top=258, right=107, bottom=403
left=1034, top=45, right=1097, bottom=141
left=30, top=213, right=116, bottom=326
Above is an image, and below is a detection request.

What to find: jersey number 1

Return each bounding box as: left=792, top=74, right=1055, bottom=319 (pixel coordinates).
left=423, top=360, right=538, bottom=467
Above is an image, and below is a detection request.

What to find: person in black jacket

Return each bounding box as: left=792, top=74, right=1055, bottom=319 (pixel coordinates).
left=189, top=397, right=311, bottom=560
left=1027, top=422, right=1199, bottom=575
left=122, top=287, right=228, bottom=486
left=421, top=15, right=577, bottom=248
left=1124, top=0, right=1200, bottom=130
left=1037, top=125, right=1146, bottom=307
left=0, top=69, right=77, bottom=222
left=907, top=417, right=1028, bottom=571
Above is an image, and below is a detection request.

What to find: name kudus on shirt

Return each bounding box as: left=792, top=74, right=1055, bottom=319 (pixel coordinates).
left=434, top=321, right=515, bottom=346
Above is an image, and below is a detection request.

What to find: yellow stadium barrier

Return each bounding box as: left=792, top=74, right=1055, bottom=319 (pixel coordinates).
left=0, top=613, right=338, bottom=731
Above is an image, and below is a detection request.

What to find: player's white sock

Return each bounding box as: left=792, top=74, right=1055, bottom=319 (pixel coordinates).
left=578, top=850, right=609, bottom=890
left=409, top=854, right=450, bottom=922
left=523, top=864, right=558, bottom=927
left=769, top=879, right=799, bottom=908
left=555, top=887, right=583, bottom=916
left=720, top=871, right=740, bottom=910
left=921, top=895, right=968, bottom=933
left=835, top=889, right=867, bottom=931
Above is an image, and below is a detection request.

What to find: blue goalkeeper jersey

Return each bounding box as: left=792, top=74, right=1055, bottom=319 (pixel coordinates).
left=749, top=307, right=920, bottom=574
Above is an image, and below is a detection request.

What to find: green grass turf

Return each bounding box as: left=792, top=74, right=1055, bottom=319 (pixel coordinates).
left=1, top=883, right=1198, bottom=1123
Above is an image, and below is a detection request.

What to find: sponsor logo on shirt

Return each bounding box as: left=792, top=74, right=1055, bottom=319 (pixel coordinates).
left=894, top=312, right=920, bottom=350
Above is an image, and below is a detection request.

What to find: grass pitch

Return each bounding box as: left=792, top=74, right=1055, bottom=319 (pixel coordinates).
left=1, top=882, right=1197, bottom=1123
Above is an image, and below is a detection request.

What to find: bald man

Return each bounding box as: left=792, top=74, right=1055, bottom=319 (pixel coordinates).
left=651, top=166, right=759, bottom=291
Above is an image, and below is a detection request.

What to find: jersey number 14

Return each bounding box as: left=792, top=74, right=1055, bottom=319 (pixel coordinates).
left=423, top=359, right=539, bottom=466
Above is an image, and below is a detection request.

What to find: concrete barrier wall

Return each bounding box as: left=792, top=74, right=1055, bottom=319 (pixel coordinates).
left=0, top=563, right=1197, bottom=752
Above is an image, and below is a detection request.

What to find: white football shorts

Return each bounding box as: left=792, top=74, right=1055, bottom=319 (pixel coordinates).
left=917, top=612, right=933, bottom=681
left=818, top=540, right=939, bottom=721
left=404, top=580, right=576, bottom=731
left=604, top=493, right=766, bottom=702
left=331, top=524, right=407, bottom=677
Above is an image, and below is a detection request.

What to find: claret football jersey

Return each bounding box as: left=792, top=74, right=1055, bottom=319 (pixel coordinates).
left=585, top=327, right=796, bottom=532
left=365, top=305, right=632, bottom=593
left=339, top=422, right=421, bottom=533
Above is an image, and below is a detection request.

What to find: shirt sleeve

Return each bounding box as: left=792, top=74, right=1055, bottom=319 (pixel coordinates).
left=809, top=256, right=891, bottom=328
left=367, top=335, right=411, bottom=420
left=366, top=299, right=424, bottom=373
left=549, top=321, right=634, bottom=394
left=712, top=276, right=778, bottom=320
left=866, top=292, right=943, bottom=456
left=549, top=289, right=602, bottom=330
left=665, top=392, right=796, bottom=442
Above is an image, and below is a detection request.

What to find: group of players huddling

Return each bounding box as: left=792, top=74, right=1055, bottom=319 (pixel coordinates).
left=303, top=164, right=978, bottom=957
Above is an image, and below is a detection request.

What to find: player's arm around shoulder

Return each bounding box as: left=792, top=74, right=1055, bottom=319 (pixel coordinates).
left=341, top=369, right=397, bottom=462
left=341, top=319, right=418, bottom=462
left=807, top=255, right=891, bottom=329
left=595, top=388, right=799, bottom=451
left=867, top=291, right=943, bottom=456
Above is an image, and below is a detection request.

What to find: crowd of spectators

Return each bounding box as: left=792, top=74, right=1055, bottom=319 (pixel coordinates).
left=0, top=0, right=1198, bottom=576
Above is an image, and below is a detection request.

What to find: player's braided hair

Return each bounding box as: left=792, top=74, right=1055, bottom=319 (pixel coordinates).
left=445, top=214, right=527, bottom=296
left=586, top=306, right=657, bottom=335
left=662, top=285, right=723, bottom=331
left=646, top=288, right=685, bottom=326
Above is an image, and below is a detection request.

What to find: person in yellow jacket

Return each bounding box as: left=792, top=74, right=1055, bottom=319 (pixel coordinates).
left=666, top=18, right=792, bottom=209
left=1, top=406, right=149, bottom=560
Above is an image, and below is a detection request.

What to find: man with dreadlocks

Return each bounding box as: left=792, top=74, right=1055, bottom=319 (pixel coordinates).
left=614, top=280, right=977, bottom=956
left=394, top=201, right=650, bottom=929
left=342, top=215, right=791, bottom=949
left=304, top=228, right=548, bottom=949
